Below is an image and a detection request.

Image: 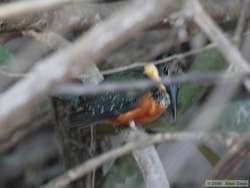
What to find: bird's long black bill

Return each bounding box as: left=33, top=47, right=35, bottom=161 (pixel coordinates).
left=169, top=84, right=178, bottom=121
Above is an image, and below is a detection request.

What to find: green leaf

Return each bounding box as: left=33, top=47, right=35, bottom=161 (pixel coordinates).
left=198, top=143, right=220, bottom=166
left=178, top=49, right=226, bottom=114
left=0, top=45, right=14, bottom=65
left=215, top=99, right=250, bottom=132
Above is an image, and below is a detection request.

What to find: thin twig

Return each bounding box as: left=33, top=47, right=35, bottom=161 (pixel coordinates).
left=0, top=113, right=53, bottom=152
left=54, top=72, right=223, bottom=96
left=40, top=131, right=237, bottom=188
left=234, top=0, right=250, bottom=48
left=23, top=30, right=104, bottom=84
left=0, top=0, right=72, bottom=18
left=102, top=43, right=215, bottom=75
left=0, top=1, right=126, bottom=33
left=210, top=133, right=250, bottom=179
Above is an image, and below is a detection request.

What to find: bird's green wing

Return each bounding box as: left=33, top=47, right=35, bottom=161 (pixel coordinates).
left=53, top=67, right=150, bottom=128
left=68, top=90, right=145, bottom=127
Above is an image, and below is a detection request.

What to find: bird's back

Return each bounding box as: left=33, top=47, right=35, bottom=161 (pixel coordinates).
left=53, top=67, right=150, bottom=127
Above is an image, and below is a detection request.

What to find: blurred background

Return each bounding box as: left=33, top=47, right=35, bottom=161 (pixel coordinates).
left=0, top=0, right=250, bottom=188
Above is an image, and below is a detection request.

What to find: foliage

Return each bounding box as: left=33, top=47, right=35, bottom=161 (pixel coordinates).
left=0, top=45, right=14, bottom=65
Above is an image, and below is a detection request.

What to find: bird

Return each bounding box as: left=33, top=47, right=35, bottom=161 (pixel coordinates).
left=52, top=62, right=182, bottom=128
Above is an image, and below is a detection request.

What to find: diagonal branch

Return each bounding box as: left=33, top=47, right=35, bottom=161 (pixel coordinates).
left=210, top=133, right=250, bottom=179
left=0, top=0, right=72, bottom=18
left=186, top=0, right=250, bottom=73
left=128, top=122, right=170, bottom=188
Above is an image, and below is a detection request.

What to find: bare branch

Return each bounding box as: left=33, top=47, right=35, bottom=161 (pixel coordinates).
left=210, top=133, right=250, bottom=179
left=0, top=1, right=126, bottom=33
left=233, top=0, right=250, bottom=48
left=128, top=122, right=170, bottom=188
left=54, top=72, right=222, bottom=96
left=0, top=112, right=53, bottom=152
left=0, top=0, right=72, bottom=18
left=23, top=30, right=70, bottom=49
left=23, top=30, right=103, bottom=84
left=102, top=43, right=215, bottom=75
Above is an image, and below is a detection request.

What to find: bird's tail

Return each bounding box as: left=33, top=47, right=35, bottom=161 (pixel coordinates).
left=51, top=97, right=102, bottom=129
left=66, top=111, right=105, bottom=129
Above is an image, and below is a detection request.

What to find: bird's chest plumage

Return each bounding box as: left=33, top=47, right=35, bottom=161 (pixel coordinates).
left=109, top=92, right=169, bottom=125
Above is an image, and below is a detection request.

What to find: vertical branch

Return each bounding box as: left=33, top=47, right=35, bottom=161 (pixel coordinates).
left=127, top=122, right=170, bottom=188
left=234, top=0, right=250, bottom=48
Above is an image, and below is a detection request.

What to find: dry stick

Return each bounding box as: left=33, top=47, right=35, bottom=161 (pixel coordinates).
left=210, top=133, right=250, bottom=179
left=233, top=0, right=250, bottom=48
left=0, top=0, right=72, bottom=18
left=23, top=30, right=104, bottom=84
left=54, top=72, right=222, bottom=96
left=0, top=1, right=126, bottom=33
left=0, top=69, right=25, bottom=78
left=128, top=122, right=170, bottom=188
left=0, top=32, right=103, bottom=86
left=0, top=113, right=53, bottom=152
left=1, top=132, right=59, bottom=185
left=23, top=30, right=70, bottom=49
left=227, top=0, right=250, bottom=73
left=40, top=131, right=236, bottom=188
left=0, top=0, right=182, bottom=141
left=102, top=43, right=216, bottom=75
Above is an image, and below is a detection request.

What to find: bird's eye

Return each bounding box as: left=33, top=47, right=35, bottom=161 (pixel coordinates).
left=163, top=66, right=168, bottom=75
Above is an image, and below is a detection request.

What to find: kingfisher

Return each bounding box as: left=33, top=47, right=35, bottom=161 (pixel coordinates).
left=52, top=62, right=181, bottom=128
